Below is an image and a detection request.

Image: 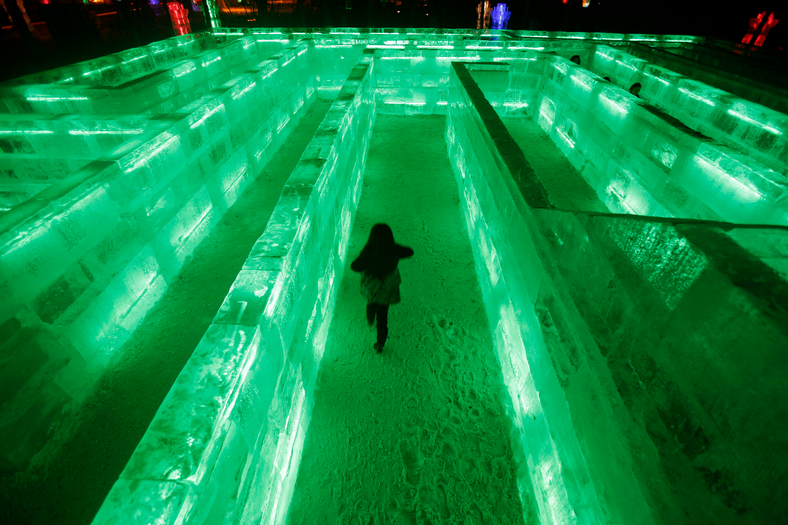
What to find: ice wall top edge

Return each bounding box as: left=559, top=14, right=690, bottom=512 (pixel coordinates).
left=215, top=27, right=703, bottom=45
left=215, top=28, right=783, bottom=62
left=450, top=59, right=788, bottom=226
left=0, top=41, right=311, bottom=240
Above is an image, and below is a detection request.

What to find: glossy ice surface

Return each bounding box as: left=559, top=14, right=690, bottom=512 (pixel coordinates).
left=1, top=28, right=785, bottom=525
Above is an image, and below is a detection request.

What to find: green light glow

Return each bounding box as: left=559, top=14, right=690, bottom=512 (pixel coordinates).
left=3, top=29, right=784, bottom=525
left=728, top=109, right=783, bottom=135
left=0, top=129, right=55, bottom=134
left=26, top=95, right=89, bottom=101
left=678, top=87, right=716, bottom=107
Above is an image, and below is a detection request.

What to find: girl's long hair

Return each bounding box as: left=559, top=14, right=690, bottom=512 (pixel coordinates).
left=360, top=223, right=398, bottom=278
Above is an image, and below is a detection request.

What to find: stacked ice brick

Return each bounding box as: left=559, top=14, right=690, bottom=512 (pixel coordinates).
left=6, top=27, right=786, bottom=525
left=448, top=61, right=609, bottom=525
left=448, top=50, right=788, bottom=525
left=500, top=51, right=788, bottom=224
left=626, top=40, right=788, bottom=115
left=216, top=28, right=693, bottom=117
left=589, top=46, right=787, bottom=173
left=0, top=32, right=316, bottom=471
left=262, top=29, right=582, bottom=115
left=91, top=51, right=376, bottom=525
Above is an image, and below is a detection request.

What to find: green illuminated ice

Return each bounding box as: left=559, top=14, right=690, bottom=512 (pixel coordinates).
left=0, top=27, right=786, bottom=525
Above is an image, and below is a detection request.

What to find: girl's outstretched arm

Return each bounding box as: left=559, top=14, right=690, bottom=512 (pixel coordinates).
left=350, top=248, right=368, bottom=272
left=397, top=245, right=414, bottom=259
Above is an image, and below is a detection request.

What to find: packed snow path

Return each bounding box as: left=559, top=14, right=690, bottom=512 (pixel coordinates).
left=286, top=115, right=528, bottom=525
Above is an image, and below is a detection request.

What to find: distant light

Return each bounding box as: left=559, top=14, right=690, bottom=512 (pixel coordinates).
left=491, top=3, right=511, bottom=30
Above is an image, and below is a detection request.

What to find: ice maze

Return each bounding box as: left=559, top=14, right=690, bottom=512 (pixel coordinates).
left=0, top=28, right=787, bottom=525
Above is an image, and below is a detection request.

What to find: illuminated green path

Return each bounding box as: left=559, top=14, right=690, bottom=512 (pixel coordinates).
left=286, top=115, right=529, bottom=524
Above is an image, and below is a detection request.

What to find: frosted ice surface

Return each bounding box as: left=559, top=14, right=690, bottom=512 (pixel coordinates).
left=120, top=324, right=261, bottom=483
left=2, top=29, right=785, bottom=525
left=91, top=480, right=194, bottom=525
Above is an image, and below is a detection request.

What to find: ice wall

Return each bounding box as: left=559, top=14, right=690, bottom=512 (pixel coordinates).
left=0, top=37, right=314, bottom=471
left=625, top=44, right=788, bottom=115
left=448, top=61, right=608, bottom=525
left=588, top=46, right=788, bottom=176
left=447, top=60, right=788, bottom=525
left=91, top=51, right=376, bottom=525
left=498, top=53, right=788, bottom=224
left=6, top=28, right=786, bottom=523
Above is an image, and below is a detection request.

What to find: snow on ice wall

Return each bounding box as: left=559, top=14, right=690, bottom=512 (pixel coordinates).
left=91, top=51, right=375, bottom=525
left=0, top=34, right=314, bottom=471
left=447, top=59, right=788, bottom=525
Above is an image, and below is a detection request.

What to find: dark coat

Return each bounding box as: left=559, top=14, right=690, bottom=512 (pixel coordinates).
left=350, top=244, right=414, bottom=305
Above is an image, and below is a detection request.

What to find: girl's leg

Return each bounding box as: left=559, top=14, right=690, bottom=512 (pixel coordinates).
left=366, top=303, right=376, bottom=325
left=376, top=305, right=390, bottom=347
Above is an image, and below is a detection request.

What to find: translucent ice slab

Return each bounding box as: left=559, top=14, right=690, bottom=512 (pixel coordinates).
left=447, top=58, right=788, bottom=525
left=0, top=37, right=287, bottom=115
left=0, top=41, right=316, bottom=472
left=92, top=51, right=376, bottom=525
left=589, top=45, right=788, bottom=175
left=515, top=54, right=788, bottom=224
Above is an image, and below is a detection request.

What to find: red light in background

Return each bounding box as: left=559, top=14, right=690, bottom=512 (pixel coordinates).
left=754, top=12, right=779, bottom=47
left=742, top=11, right=766, bottom=44
left=742, top=11, right=780, bottom=47
left=167, top=2, right=191, bottom=36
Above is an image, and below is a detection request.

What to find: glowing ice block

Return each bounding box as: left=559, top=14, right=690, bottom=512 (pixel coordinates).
left=91, top=50, right=376, bottom=525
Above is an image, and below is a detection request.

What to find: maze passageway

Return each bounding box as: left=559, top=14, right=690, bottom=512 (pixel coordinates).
left=286, top=115, right=530, bottom=524
left=0, top=100, right=332, bottom=525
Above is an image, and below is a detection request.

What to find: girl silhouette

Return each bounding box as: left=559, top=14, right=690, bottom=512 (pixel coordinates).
left=350, top=223, right=414, bottom=353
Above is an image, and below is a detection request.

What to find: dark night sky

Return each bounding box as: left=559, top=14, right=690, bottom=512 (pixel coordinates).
left=317, top=0, right=786, bottom=49
left=1, top=0, right=784, bottom=82
left=476, top=0, right=783, bottom=45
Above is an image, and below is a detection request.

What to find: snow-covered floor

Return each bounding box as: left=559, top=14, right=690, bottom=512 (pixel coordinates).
left=286, top=115, right=528, bottom=525
left=501, top=116, right=606, bottom=212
